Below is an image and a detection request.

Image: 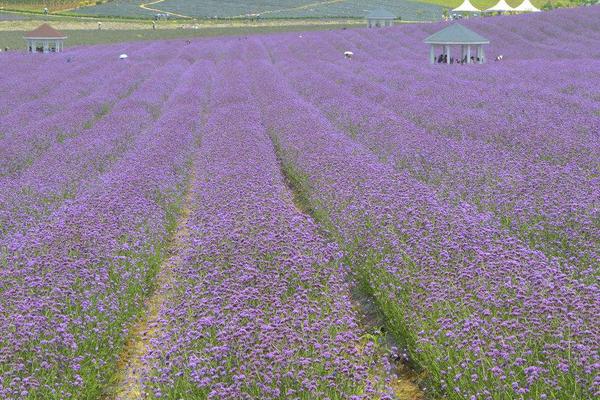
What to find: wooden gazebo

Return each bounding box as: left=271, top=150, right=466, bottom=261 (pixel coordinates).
left=24, top=24, right=67, bottom=53
left=424, top=23, right=489, bottom=64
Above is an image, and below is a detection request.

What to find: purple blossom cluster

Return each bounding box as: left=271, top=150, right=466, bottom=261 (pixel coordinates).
left=257, top=8, right=600, bottom=276
left=250, top=60, right=599, bottom=397
left=240, top=9, right=599, bottom=397
left=0, top=51, right=187, bottom=240
left=141, top=60, right=393, bottom=399
left=0, top=44, right=208, bottom=398
left=0, top=5, right=598, bottom=400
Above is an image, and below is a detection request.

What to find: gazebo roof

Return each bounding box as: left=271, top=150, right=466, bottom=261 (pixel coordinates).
left=366, top=8, right=396, bottom=19
left=23, top=23, right=67, bottom=39
left=424, top=23, right=490, bottom=45
left=514, top=0, right=541, bottom=12
left=485, top=0, right=515, bottom=12
left=452, top=0, right=481, bottom=12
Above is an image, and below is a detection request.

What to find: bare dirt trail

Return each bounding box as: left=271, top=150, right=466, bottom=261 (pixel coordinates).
left=139, top=0, right=192, bottom=19
left=232, top=0, right=347, bottom=18
left=138, top=0, right=350, bottom=19
left=112, top=168, right=197, bottom=400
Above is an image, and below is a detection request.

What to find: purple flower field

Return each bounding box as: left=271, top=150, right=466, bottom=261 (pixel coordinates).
left=0, top=6, right=598, bottom=400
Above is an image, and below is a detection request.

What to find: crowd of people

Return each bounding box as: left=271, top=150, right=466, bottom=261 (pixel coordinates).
left=436, top=54, right=482, bottom=64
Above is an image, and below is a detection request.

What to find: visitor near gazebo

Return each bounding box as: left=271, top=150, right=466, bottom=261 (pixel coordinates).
left=424, top=23, right=490, bottom=64
left=366, top=8, right=396, bottom=28
left=24, top=24, right=67, bottom=53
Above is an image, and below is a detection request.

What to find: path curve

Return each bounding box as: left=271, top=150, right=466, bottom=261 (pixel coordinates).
left=232, top=0, right=347, bottom=18
left=139, top=0, right=193, bottom=19
left=141, top=0, right=348, bottom=19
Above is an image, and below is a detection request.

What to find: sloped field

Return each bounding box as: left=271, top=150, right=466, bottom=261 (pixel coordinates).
left=0, top=6, right=598, bottom=400
left=73, top=0, right=443, bottom=21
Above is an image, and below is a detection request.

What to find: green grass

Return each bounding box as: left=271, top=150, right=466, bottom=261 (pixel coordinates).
left=0, top=22, right=360, bottom=50
left=70, top=0, right=443, bottom=21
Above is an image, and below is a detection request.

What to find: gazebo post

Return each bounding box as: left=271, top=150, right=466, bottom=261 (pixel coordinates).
left=424, top=23, right=490, bottom=66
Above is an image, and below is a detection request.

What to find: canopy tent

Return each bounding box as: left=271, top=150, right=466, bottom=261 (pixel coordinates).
left=485, top=0, right=515, bottom=12
left=514, top=0, right=541, bottom=12
left=424, top=23, right=490, bottom=64
left=452, top=0, right=481, bottom=12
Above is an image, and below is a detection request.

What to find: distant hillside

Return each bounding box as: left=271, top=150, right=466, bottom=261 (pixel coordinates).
left=71, top=0, right=444, bottom=21
left=1, top=0, right=584, bottom=20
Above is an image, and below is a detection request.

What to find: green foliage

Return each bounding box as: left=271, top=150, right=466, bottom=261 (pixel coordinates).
left=543, top=1, right=555, bottom=8
left=0, top=23, right=359, bottom=50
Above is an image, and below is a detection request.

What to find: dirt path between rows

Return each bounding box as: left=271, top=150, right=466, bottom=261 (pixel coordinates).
left=112, top=169, right=196, bottom=400
left=231, top=0, right=346, bottom=18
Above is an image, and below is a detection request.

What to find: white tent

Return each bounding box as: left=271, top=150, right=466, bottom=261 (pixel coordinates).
left=485, top=0, right=515, bottom=12
left=452, top=0, right=481, bottom=12
left=514, top=0, right=541, bottom=12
